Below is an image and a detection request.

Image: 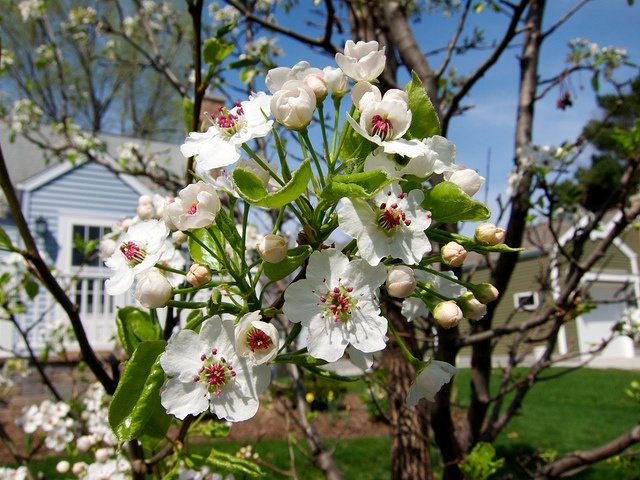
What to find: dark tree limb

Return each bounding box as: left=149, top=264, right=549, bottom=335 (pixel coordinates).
left=535, top=425, right=640, bottom=479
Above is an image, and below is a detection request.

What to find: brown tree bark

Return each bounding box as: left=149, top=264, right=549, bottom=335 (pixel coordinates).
left=381, top=296, right=433, bottom=480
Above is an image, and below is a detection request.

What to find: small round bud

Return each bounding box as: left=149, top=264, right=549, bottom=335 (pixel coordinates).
left=135, top=270, right=172, bottom=309
left=304, top=73, right=328, bottom=102
left=186, top=263, right=212, bottom=287
left=257, top=234, right=288, bottom=264
left=56, top=461, right=70, bottom=474
left=474, top=223, right=506, bottom=246
left=386, top=265, right=417, bottom=298
left=136, top=202, right=155, bottom=220
left=172, top=230, right=188, bottom=246
left=441, top=241, right=467, bottom=267
left=472, top=283, right=499, bottom=304
left=72, top=462, right=87, bottom=475
left=433, top=301, right=463, bottom=329
left=76, top=435, right=94, bottom=452
left=457, top=292, right=487, bottom=321
left=95, top=447, right=113, bottom=463
left=138, top=195, right=153, bottom=206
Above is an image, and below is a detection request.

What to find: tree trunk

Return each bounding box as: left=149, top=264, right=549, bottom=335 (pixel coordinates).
left=381, top=297, right=433, bottom=480
left=465, top=0, right=546, bottom=448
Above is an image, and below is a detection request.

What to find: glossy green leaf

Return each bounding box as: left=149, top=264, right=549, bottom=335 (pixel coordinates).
left=207, top=449, right=264, bottom=478
left=0, top=227, right=14, bottom=251
left=215, top=210, right=243, bottom=255
left=188, top=228, right=219, bottom=268
left=320, top=169, right=390, bottom=201
left=423, top=181, right=490, bottom=223
left=233, top=160, right=311, bottom=208
left=404, top=71, right=440, bottom=139
left=108, top=341, right=167, bottom=442
left=263, top=245, right=312, bottom=281
left=338, top=115, right=376, bottom=162
left=203, top=38, right=234, bottom=66
left=115, top=307, right=163, bottom=357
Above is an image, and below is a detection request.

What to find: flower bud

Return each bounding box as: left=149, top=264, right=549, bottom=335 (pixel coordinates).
left=457, top=292, right=487, bottom=321
left=72, top=463, right=87, bottom=475
left=471, top=283, right=499, bottom=304
left=138, top=195, right=153, bottom=206
left=474, top=223, right=506, bottom=246
left=186, top=263, right=212, bottom=287
left=323, top=66, right=349, bottom=98
left=433, top=301, right=463, bottom=329
left=441, top=241, right=467, bottom=267
left=257, top=234, right=288, bottom=264
left=76, top=435, right=94, bottom=452
left=304, top=73, right=328, bottom=102
left=386, top=265, right=416, bottom=298
left=95, top=447, right=113, bottom=463
left=135, top=270, right=172, bottom=309
left=56, top=461, right=70, bottom=474
left=271, top=80, right=317, bottom=130
left=136, top=202, right=155, bottom=220
left=172, top=230, right=188, bottom=246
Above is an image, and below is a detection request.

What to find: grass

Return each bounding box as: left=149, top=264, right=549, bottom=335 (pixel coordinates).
left=13, top=368, right=639, bottom=479
left=453, top=368, right=640, bottom=478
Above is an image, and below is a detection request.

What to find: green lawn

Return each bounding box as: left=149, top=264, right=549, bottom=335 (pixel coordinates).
left=16, top=368, right=640, bottom=479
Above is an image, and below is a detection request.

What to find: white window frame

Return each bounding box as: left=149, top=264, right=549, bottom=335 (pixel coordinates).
left=513, top=291, right=539, bottom=312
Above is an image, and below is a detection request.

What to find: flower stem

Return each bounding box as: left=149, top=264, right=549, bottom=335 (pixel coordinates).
left=300, top=129, right=325, bottom=187
left=387, top=319, right=422, bottom=369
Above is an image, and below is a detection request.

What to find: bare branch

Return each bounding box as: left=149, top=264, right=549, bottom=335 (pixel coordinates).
left=542, top=0, right=592, bottom=40
left=435, top=0, right=472, bottom=78
left=535, top=425, right=640, bottom=479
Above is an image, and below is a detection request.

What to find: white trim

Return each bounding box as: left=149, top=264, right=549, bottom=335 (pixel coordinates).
left=119, top=173, right=152, bottom=196
left=57, top=214, right=117, bottom=272
left=513, top=291, right=539, bottom=311
left=16, top=160, right=82, bottom=192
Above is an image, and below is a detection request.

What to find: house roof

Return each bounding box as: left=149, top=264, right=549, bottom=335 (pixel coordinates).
left=0, top=122, right=187, bottom=213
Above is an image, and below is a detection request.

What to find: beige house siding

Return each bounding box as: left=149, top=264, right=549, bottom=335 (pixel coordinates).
left=459, top=224, right=638, bottom=360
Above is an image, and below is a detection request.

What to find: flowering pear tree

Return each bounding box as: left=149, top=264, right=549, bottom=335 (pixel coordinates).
left=0, top=1, right=639, bottom=479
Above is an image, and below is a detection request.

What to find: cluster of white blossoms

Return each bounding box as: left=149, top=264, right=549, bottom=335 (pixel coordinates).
left=97, top=39, right=505, bottom=432
left=17, top=400, right=74, bottom=452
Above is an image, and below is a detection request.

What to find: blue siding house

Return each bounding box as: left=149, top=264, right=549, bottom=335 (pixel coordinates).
left=0, top=124, right=183, bottom=356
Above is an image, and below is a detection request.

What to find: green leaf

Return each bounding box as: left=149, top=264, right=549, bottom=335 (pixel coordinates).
left=115, top=307, right=163, bottom=357
left=0, top=227, right=14, bottom=251
left=233, top=160, right=311, bottom=208
left=240, top=67, right=257, bottom=85
left=264, top=245, right=312, bottom=281
left=338, top=116, right=376, bottom=162
left=207, top=449, right=264, bottom=478
left=228, top=57, right=260, bottom=69
left=474, top=2, right=486, bottom=13
left=188, top=228, right=219, bottom=268
left=203, top=38, right=234, bottom=66
left=215, top=210, right=243, bottom=255
left=591, top=71, right=601, bottom=92
left=320, top=170, right=390, bottom=201
left=108, top=340, right=167, bottom=442
left=183, top=97, right=195, bottom=131
left=23, top=278, right=39, bottom=300
left=423, top=181, right=490, bottom=223
left=404, top=71, right=440, bottom=139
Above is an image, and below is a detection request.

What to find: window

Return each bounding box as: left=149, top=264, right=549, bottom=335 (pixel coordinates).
left=71, top=224, right=111, bottom=268
left=513, top=291, right=539, bottom=311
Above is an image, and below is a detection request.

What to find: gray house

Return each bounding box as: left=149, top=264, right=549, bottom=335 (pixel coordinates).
left=0, top=124, right=183, bottom=355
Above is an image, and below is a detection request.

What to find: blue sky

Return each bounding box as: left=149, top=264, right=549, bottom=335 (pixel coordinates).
left=259, top=1, right=639, bottom=225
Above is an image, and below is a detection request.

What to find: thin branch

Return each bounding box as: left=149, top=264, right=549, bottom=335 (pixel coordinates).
left=535, top=424, right=640, bottom=479
left=223, top=0, right=338, bottom=55
left=542, top=0, right=592, bottom=40
left=435, top=0, right=472, bottom=78
left=442, top=0, right=528, bottom=134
